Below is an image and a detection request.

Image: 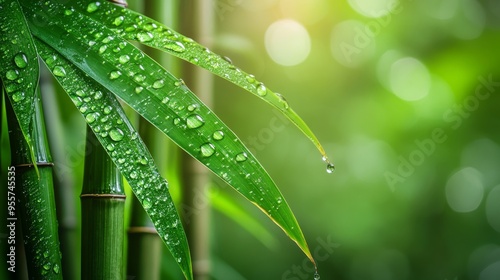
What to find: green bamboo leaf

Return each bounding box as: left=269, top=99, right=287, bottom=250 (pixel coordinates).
left=73, top=0, right=335, bottom=171
left=0, top=0, right=39, bottom=169
left=33, top=39, right=193, bottom=280
left=21, top=0, right=317, bottom=265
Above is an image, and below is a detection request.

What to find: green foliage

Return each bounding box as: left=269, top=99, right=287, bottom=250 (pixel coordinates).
left=1, top=0, right=330, bottom=278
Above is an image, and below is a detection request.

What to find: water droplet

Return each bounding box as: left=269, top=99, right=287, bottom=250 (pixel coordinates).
left=43, top=251, right=49, bottom=258
left=135, top=86, right=143, bottom=94
left=144, top=22, right=158, bottom=31
left=103, top=105, right=113, bottom=114
left=277, top=197, right=283, bottom=204
left=142, top=198, right=152, bottom=209
left=52, top=66, right=66, bottom=77
left=14, top=53, right=28, bottom=68
left=275, top=93, right=289, bottom=109
left=5, top=70, right=18, bottom=80
left=113, top=16, right=124, bottom=26
left=53, top=264, right=60, bottom=274
left=246, top=74, right=255, bottom=83
left=222, top=56, right=233, bottom=64
left=12, top=92, right=25, bottom=102
left=106, top=144, right=115, bottom=151
left=162, top=96, right=170, bottom=104
left=326, top=163, right=335, bottom=174
left=85, top=113, right=98, bottom=123
left=119, top=55, right=130, bottom=64
left=186, top=114, right=205, bottom=129
left=212, top=130, right=224, bottom=141
left=43, top=263, right=51, bottom=270
left=200, top=143, right=215, bottom=157
left=177, top=257, right=182, bottom=263
left=174, top=79, right=185, bottom=87
left=187, top=104, right=198, bottom=111
left=99, top=45, right=107, bottom=54
left=235, top=152, right=248, bottom=162
left=138, top=156, right=148, bottom=165
left=152, top=79, right=165, bottom=89
left=130, top=171, right=138, bottom=179
left=87, top=2, right=100, bottom=13
left=136, top=32, right=153, bottom=42
left=314, top=271, right=320, bottom=280
left=109, top=128, right=124, bottom=141
left=257, top=83, right=267, bottom=96
left=164, top=41, right=186, bottom=53
left=109, top=70, right=122, bottom=80
left=133, top=74, right=146, bottom=83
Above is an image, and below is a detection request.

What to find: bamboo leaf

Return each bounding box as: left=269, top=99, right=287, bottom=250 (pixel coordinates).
left=21, top=0, right=317, bottom=265
left=0, top=0, right=39, bottom=169
left=33, top=39, right=193, bottom=280
left=73, top=0, right=334, bottom=170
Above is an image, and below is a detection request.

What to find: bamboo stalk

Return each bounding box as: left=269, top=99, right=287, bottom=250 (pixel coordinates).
left=39, top=64, right=79, bottom=280
left=6, top=88, right=63, bottom=279
left=126, top=0, right=179, bottom=279
left=179, top=1, right=215, bottom=279
left=81, top=125, right=125, bottom=280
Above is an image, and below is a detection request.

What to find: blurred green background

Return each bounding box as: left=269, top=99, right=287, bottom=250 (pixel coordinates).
left=2, top=0, right=500, bottom=279
left=209, top=0, right=500, bottom=279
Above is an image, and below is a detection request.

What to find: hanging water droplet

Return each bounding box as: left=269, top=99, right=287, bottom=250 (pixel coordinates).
left=53, top=66, right=66, bottom=77
left=109, top=70, right=122, bottom=80
left=314, top=271, right=320, bottom=280
left=5, top=69, right=19, bottom=80
left=135, top=86, right=143, bottom=94
left=212, top=130, right=224, bottom=141
left=14, top=52, right=28, bottom=68
left=152, top=79, right=165, bottom=89
left=109, top=128, right=125, bottom=141
left=136, top=32, right=153, bottom=42
left=275, top=93, right=289, bottom=109
left=235, top=152, right=248, bottom=162
left=119, top=54, right=130, bottom=64
left=257, top=83, right=267, bottom=96
left=164, top=41, right=186, bottom=53
left=87, top=2, right=100, bottom=13
left=133, top=73, right=146, bottom=83
left=326, top=163, right=335, bottom=174
left=222, top=56, right=233, bottom=64
left=113, top=16, right=125, bottom=26
left=200, top=143, right=215, bottom=157
left=12, top=92, right=25, bottom=102
left=142, top=198, right=152, bottom=209
left=186, top=114, right=205, bottom=129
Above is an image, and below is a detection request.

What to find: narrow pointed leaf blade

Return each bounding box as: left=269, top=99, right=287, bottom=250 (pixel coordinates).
left=74, top=0, right=333, bottom=167
left=34, top=39, right=193, bottom=280
left=21, top=0, right=315, bottom=263
left=0, top=0, right=39, bottom=165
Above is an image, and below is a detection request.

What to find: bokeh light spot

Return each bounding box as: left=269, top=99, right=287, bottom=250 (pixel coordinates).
left=265, top=19, right=311, bottom=66
left=348, top=0, right=399, bottom=18
left=445, top=167, right=484, bottom=213
left=389, top=57, right=430, bottom=101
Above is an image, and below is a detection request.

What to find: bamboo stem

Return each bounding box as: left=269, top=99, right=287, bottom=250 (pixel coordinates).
left=179, top=1, right=215, bottom=279
left=6, top=88, right=63, bottom=279
left=81, top=125, right=125, bottom=280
